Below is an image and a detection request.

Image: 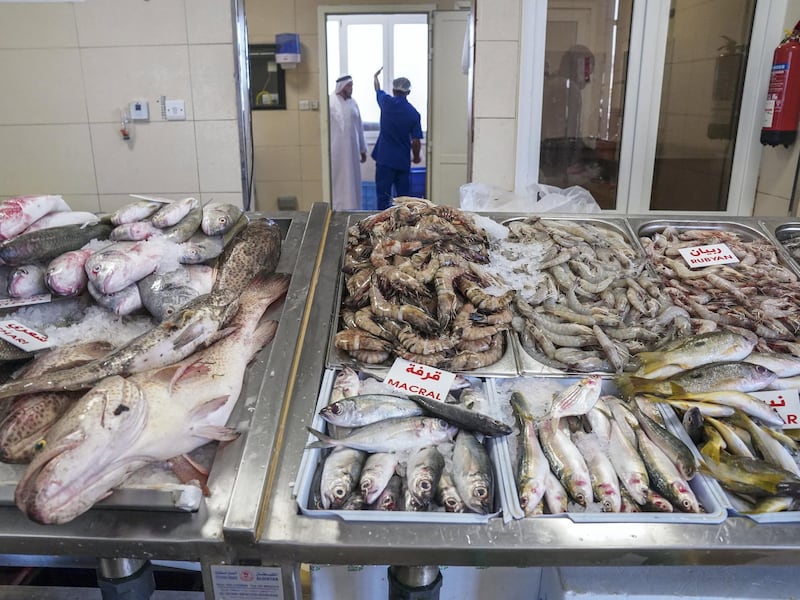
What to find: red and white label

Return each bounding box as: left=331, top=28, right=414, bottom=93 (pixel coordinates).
left=678, top=243, right=739, bottom=268
left=0, top=319, right=52, bottom=351
left=0, top=293, right=51, bottom=309
left=751, top=389, right=800, bottom=429
left=384, top=357, right=456, bottom=402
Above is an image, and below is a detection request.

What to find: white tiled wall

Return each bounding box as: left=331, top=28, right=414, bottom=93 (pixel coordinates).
left=0, top=0, right=244, bottom=211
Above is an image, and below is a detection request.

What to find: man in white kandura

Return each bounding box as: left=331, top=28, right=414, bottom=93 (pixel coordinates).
left=329, top=75, right=368, bottom=210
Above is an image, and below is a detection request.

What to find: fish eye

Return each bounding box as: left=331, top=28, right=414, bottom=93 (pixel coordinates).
left=446, top=498, right=459, bottom=508
left=331, top=405, right=342, bottom=415
left=420, top=480, right=431, bottom=491
left=33, top=439, right=46, bottom=452
left=334, top=487, right=347, bottom=499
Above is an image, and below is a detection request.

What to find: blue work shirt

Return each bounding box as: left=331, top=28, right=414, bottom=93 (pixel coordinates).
left=371, top=90, right=424, bottom=171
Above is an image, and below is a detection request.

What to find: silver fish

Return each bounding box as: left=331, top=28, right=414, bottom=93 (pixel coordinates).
left=0, top=222, right=113, bottom=267
left=319, top=394, right=423, bottom=428
left=15, top=275, right=283, bottom=524
left=744, top=352, right=800, bottom=378
left=537, top=418, right=592, bottom=506
left=306, top=417, right=458, bottom=453
left=87, top=282, right=143, bottom=316
left=543, top=470, right=568, bottom=514
left=201, top=203, right=244, bottom=236
left=548, top=374, right=602, bottom=420
left=0, top=195, right=70, bottom=241
left=85, top=238, right=177, bottom=295
left=110, top=221, right=162, bottom=241
left=320, top=447, right=366, bottom=509
left=151, top=197, right=199, bottom=229
left=510, top=392, right=549, bottom=516
left=607, top=419, right=649, bottom=505
left=46, top=249, right=93, bottom=297
left=160, top=204, right=203, bottom=243
left=632, top=404, right=698, bottom=480
left=8, top=265, right=48, bottom=298
left=110, top=199, right=168, bottom=225
left=24, top=211, right=99, bottom=233
left=435, top=469, right=465, bottom=512
left=137, top=265, right=216, bottom=321
left=359, top=452, right=399, bottom=504
left=633, top=425, right=699, bottom=513
left=452, top=430, right=494, bottom=514
left=572, top=431, right=621, bottom=512
left=406, top=445, right=444, bottom=508
left=374, top=473, right=403, bottom=510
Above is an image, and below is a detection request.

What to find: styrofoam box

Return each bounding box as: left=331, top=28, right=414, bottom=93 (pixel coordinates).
left=310, top=565, right=541, bottom=600
left=539, top=566, right=800, bottom=599
left=293, top=369, right=512, bottom=523
left=490, top=377, right=729, bottom=524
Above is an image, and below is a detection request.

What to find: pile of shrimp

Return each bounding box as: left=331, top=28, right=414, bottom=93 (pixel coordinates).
left=641, top=227, right=800, bottom=354
left=492, top=217, right=688, bottom=373
left=335, top=198, right=512, bottom=371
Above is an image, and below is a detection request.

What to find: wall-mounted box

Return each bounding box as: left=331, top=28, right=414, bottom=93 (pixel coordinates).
left=248, top=44, right=287, bottom=110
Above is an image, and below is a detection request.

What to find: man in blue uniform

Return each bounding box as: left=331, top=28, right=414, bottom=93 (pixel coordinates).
left=372, top=67, right=423, bottom=210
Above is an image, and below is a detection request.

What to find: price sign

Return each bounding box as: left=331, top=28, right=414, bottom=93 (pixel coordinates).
left=0, top=319, right=52, bottom=351
left=384, top=357, right=456, bottom=402
left=0, top=293, right=51, bottom=309
left=678, top=243, right=739, bottom=268
left=750, top=388, right=800, bottom=429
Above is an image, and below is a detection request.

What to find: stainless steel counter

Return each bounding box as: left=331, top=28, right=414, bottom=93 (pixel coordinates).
left=0, top=204, right=329, bottom=597
left=256, top=211, right=800, bottom=598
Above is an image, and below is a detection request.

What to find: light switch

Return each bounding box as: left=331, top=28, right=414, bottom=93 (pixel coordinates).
left=130, top=100, right=149, bottom=120
left=165, top=99, right=186, bottom=121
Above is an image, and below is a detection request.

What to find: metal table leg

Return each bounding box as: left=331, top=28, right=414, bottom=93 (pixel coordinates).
left=96, top=558, right=155, bottom=600
left=388, top=566, right=442, bottom=600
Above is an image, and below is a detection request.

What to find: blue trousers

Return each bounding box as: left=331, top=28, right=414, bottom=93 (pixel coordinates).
left=375, top=165, right=410, bottom=210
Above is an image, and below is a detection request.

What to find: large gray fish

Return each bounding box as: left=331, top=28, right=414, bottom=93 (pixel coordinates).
left=46, top=248, right=94, bottom=296
left=151, top=197, right=199, bottom=229
left=138, top=265, right=216, bottom=321
left=451, top=430, right=494, bottom=514
left=15, top=274, right=285, bottom=524
left=110, top=198, right=168, bottom=226
left=306, top=417, right=457, bottom=453
left=0, top=222, right=113, bottom=267
left=319, top=394, right=423, bottom=428
left=617, top=362, right=777, bottom=398
left=84, top=239, right=169, bottom=295
left=159, top=204, right=203, bottom=243
left=406, top=394, right=512, bottom=437
left=213, top=218, right=282, bottom=297
left=201, top=203, right=244, bottom=236
left=0, top=274, right=288, bottom=400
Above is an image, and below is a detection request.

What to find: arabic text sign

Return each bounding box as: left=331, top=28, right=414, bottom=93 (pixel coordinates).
left=751, top=388, right=800, bottom=429
left=0, top=293, right=51, bottom=309
left=678, top=243, right=739, bottom=268
left=385, top=357, right=456, bottom=402
left=0, top=319, right=52, bottom=351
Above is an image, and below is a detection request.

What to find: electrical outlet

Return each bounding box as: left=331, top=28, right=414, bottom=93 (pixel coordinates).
left=130, top=100, right=149, bottom=121
left=165, top=99, right=186, bottom=121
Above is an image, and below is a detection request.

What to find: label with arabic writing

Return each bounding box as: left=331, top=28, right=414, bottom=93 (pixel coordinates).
left=384, top=357, right=456, bottom=402
left=0, top=319, right=52, bottom=351
left=750, top=389, right=800, bottom=429
left=678, top=243, right=740, bottom=268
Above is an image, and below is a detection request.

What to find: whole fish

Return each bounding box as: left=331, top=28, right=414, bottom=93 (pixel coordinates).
left=341, top=489, right=366, bottom=510
left=319, top=394, right=423, bottom=428
left=633, top=331, right=757, bottom=379
left=435, top=469, right=465, bottom=512
left=705, top=416, right=755, bottom=459
left=320, top=447, right=366, bottom=509
left=643, top=489, right=674, bottom=512
left=85, top=238, right=177, bottom=294
left=510, top=392, right=549, bottom=515
left=700, top=450, right=800, bottom=498
left=744, top=352, right=800, bottom=378
left=0, top=392, right=77, bottom=463
left=151, top=197, right=199, bottom=228
left=46, top=248, right=94, bottom=296
left=537, top=418, right=592, bottom=506
left=731, top=411, right=799, bottom=475
left=548, top=374, right=602, bottom=420
left=617, top=362, right=777, bottom=398
left=327, top=366, right=361, bottom=439
left=666, top=389, right=784, bottom=428
left=632, top=403, right=698, bottom=480
left=15, top=275, right=283, bottom=524
left=137, top=265, right=216, bottom=321
left=24, top=211, right=100, bottom=233
left=0, top=274, right=289, bottom=400
left=543, top=470, right=568, bottom=514
left=87, top=281, right=143, bottom=316
left=177, top=217, right=249, bottom=265
left=406, top=445, right=444, bottom=508
left=452, top=430, right=494, bottom=514
left=572, top=431, right=621, bottom=512
left=373, top=473, right=403, bottom=510
left=633, top=423, right=699, bottom=512
left=306, top=417, right=458, bottom=453
left=0, top=195, right=71, bottom=241
left=159, top=204, right=203, bottom=243
left=406, top=394, right=512, bottom=436
left=607, top=419, right=649, bottom=505
left=213, top=218, right=282, bottom=297
left=8, top=265, right=48, bottom=298
left=110, top=198, right=169, bottom=225
left=202, top=203, right=244, bottom=236
left=359, top=452, right=399, bottom=504
left=110, top=221, right=162, bottom=241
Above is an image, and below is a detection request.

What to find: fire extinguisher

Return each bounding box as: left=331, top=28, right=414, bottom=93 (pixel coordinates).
left=761, top=20, right=800, bottom=147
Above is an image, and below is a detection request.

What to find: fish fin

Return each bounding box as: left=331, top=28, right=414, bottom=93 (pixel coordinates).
left=305, top=426, right=336, bottom=449
left=668, top=382, right=689, bottom=397
left=203, top=326, right=238, bottom=347
left=193, top=425, right=239, bottom=442
left=168, top=454, right=210, bottom=496
left=188, top=395, right=231, bottom=420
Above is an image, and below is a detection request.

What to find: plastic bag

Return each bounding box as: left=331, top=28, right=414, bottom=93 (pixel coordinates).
left=459, top=181, right=600, bottom=213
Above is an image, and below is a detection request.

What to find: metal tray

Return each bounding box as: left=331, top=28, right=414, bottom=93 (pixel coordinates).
left=757, top=217, right=800, bottom=278
left=491, top=376, right=728, bottom=524
left=294, top=368, right=508, bottom=523
left=631, top=217, right=776, bottom=245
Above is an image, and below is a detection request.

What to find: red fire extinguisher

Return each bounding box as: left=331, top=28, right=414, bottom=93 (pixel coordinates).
left=761, top=20, right=800, bottom=147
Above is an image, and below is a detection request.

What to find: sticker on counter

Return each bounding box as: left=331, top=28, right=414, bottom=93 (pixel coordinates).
left=751, top=388, right=800, bottom=429
left=0, top=319, right=52, bottom=351
left=210, top=565, right=284, bottom=599
left=678, top=243, right=739, bottom=268
left=0, top=293, right=51, bottom=310
left=385, top=357, right=456, bottom=401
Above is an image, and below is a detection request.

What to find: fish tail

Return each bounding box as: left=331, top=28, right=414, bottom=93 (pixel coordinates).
left=305, top=426, right=336, bottom=449
left=616, top=375, right=670, bottom=398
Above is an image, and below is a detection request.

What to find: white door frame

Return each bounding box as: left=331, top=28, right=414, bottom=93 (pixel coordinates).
left=515, top=0, right=788, bottom=216
left=317, top=4, right=436, bottom=204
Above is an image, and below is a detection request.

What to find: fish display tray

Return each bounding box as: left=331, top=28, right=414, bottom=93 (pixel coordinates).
left=490, top=377, right=729, bottom=524
left=293, top=368, right=508, bottom=523
left=757, top=217, right=800, bottom=278
left=325, top=214, right=519, bottom=377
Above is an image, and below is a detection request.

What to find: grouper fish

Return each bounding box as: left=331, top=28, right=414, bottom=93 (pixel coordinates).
left=15, top=273, right=290, bottom=524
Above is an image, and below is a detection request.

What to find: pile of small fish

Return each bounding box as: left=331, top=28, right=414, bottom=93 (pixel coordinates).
left=305, top=368, right=506, bottom=514
left=776, top=229, right=800, bottom=264
left=615, top=331, right=800, bottom=515
left=503, top=375, right=703, bottom=515
left=487, top=217, right=687, bottom=373
left=0, top=194, right=246, bottom=319
left=640, top=226, right=800, bottom=354
left=335, top=198, right=512, bottom=371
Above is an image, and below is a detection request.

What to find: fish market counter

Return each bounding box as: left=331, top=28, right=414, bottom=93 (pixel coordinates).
left=0, top=204, right=330, bottom=595
left=255, top=211, right=800, bottom=599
